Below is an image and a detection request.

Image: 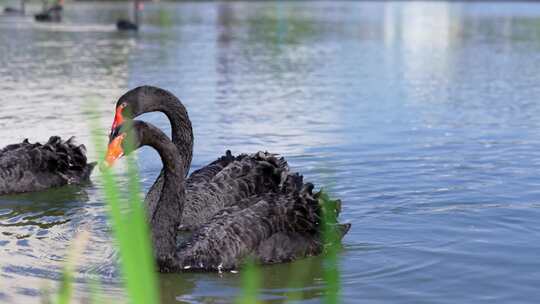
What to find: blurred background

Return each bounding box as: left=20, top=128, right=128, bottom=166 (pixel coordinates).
left=1, top=1, right=540, bottom=303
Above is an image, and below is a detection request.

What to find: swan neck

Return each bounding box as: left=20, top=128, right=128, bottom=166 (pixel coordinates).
left=153, top=97, right=193, bottom=176
left=143, top=128, right=185, bottom=261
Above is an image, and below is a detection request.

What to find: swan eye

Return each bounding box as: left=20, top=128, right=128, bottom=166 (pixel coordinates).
left=120, top=102, right=127, bottom=109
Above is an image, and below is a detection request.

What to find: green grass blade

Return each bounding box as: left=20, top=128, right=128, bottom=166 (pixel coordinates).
left=87, top=103, right=159, bottom=304
left=236, top=260, right=261, bottom=304
left=54, top=230, right=90, bottom=304
left=319, top=190, right=341, bottom=304
left=56, top=269, right=73, bottom=304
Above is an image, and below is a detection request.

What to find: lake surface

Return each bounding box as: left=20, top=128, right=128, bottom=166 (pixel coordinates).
left=1, top=1, right=540, bottom=303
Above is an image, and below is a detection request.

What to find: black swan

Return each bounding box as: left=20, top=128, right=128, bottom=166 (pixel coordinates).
left=110, top=86, right=324, bottom=231
left=34, top=3, right=62, bottom=22
left=116, top=19, right=138, bottom=31
left=3, top=7, right=17, bottom=14
left=0, top=136, right=95, bottom=195
left=116, top=0, right=141, bottom=31
left=4, top=0, right=24, bottom=14
left=4, top=6, right=23, bottom=15
left=106, top=120, right=349, bottom=271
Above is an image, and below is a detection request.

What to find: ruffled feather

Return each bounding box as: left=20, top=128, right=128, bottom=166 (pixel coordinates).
left=0, top=136, right=95, bottom=195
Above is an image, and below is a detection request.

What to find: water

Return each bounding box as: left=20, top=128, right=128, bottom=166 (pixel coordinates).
left=1, top=1, right=540, bottom=303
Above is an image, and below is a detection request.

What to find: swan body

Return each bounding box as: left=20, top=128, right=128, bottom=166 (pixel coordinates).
left=116, top=0, right=141, bottom=31
left=4, top=0, right=24, bottom=15
left=34, top=4, right=62, bottom=22
left=0, top=136, right=95, bottom=195
left=4, top=7, right=22, bottom=14
left=116, top=19, right=138, bottom=31
left=106, top=121, right=349, bottom=271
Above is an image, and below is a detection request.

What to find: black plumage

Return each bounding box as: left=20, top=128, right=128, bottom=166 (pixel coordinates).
left=4, top=6, right=23, bottom=14
left=116, top=20, right=138, bottom=31
left=109, top=121, right=349, bottom=272
left=107, top=86, right=350, bottom=271
left=34, top=4, right=62, bottom=22
left=0, top=136, right=95, bottom=195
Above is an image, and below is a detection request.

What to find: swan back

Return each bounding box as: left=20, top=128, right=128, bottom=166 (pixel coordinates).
left=0, top=136, right=95, bottom=195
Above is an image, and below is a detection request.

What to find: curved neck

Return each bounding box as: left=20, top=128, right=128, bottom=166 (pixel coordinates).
left=141, top=125, right=185, bottom=260
left=145, top=92, right=193, bottom=177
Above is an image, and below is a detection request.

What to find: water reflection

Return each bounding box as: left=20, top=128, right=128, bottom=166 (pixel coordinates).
left=159, top=274, right=196, bottom=304
left=209, top=2, right=345, bottom=157
left=2, top=1, right=540, bottom=303
left=0, top=3, right=134, bottom=150
left=0, top=186, right=90, bottom=230
left=165, top=256, right=328, bottom=304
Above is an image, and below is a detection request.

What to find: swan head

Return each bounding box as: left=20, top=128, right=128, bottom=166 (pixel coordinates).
left=110, top=86, right=187, bottom=144
left=105, top=121, right=143, bottom=167
left=109, top=86, right=169, bottom=141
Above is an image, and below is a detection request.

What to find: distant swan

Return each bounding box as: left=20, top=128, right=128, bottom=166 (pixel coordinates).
left=116, top=19, right=138, bottom=31
left=4, top=0, right=25, bottom=15
left=116, top=0, right=141, bottom=31
left=34, top=3, right=62, bottom=22
left=106, top=120, right=349, bottom=271
left=0, top=136, right=95, bottom=195
left=4, top=7, right=23, bottom=15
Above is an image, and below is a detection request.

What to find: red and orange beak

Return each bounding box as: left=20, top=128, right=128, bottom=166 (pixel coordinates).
left=104, top=133, right=126, bottom=167
left=110, top=105, right=125, bottom=135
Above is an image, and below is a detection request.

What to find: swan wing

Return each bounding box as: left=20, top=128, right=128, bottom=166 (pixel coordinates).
left=161, top=174, right=323, bottom=272
left=186, top=150, right=236, bottom=185
left=180, top=151, right=289, bottom=230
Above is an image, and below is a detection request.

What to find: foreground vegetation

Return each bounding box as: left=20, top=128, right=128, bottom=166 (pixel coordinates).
left=44, top=111, right=343, bottom=303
